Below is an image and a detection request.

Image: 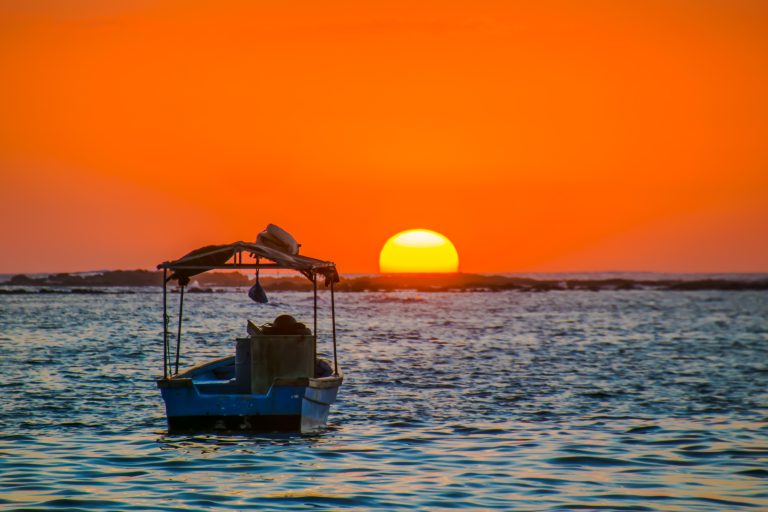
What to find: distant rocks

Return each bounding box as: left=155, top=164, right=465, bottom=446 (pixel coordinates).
left=8, top=274, right=38, bottom=286
left=1, top=271, right=766, bottom=293
left=5, top=270, right=160, bottom=287
left=329, top=274, right=768, bottom=292
left=0, top=288, right=112, bottom=294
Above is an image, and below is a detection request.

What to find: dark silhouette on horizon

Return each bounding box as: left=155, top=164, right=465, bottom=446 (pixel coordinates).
left=2, top=270, right=767, bottom=293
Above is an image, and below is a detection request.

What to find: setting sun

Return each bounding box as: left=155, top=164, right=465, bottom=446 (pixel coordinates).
left=379, top=229, right=459, bottom=273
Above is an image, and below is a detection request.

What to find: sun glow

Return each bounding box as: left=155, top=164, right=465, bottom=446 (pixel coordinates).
left=379, top=229, right=459, bottom=273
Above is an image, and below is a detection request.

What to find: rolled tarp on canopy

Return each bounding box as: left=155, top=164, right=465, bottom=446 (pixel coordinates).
left=158, top=241, right=339, bottom=286
left=166, top=244, right=236, bottom=286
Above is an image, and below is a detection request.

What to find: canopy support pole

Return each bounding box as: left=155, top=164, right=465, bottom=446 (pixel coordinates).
left=162, top=269, right=168, bottom=379
left=313, top=273, right=318, bottom=372
left=331, top=279, right=338, bottom=375
left=175, top=284, right=185, bottom=375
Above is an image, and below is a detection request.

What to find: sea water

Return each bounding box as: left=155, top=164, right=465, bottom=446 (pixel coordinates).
left=0, top=289, right=766, bottom=510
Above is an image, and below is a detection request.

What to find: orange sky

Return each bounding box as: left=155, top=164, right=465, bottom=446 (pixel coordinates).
left=1, top=0, right=766, bottom=274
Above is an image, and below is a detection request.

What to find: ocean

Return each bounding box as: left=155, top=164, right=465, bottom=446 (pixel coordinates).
left=1, top=288, right=766, bottom=510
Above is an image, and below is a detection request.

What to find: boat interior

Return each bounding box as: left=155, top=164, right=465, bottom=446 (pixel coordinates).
left=171, top=314, right=337, bottom=396
left=176, top=356, right=336, bottom=395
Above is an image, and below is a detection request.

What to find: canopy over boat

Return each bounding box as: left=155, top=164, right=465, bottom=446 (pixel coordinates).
left=157, top=241, right=339, bottom=286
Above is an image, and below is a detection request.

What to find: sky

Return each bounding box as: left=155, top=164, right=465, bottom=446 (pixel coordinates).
left=1, top=0, right=766, bottom=274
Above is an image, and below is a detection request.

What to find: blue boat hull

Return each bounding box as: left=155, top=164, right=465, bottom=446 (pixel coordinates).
left=157, top=356, right=342, bottom=433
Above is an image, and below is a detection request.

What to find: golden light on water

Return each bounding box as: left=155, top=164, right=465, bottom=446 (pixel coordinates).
left=379, top=229, right=459, bottom=273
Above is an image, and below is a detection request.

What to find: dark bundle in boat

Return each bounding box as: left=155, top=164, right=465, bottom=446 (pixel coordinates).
left=247, top=316, right=312, bottom=336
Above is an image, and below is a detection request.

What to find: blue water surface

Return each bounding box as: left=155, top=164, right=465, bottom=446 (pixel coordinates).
left=0, top=289, right=767, bottom=510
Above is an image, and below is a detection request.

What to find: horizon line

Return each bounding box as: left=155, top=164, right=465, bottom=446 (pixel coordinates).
left=2, top=269, right=768, bottom=276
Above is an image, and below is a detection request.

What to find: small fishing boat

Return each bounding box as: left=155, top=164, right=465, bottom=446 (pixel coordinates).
left=156, top=225, right=343, bottom=433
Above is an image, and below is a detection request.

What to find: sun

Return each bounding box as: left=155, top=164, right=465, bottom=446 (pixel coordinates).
left=379, top=229, right=459, bottom=273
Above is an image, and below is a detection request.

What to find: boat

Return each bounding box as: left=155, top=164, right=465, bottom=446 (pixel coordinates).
left=155, top=226, right=343, bottom=433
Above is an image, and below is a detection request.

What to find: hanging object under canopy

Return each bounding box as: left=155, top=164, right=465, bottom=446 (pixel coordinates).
left=248, top=265, right=269, bottom=303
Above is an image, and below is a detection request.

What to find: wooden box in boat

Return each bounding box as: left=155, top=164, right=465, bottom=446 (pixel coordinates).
left=235, top=334, right=314, bottom=394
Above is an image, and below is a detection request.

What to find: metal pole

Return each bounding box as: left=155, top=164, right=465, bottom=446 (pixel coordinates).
left=175, top=284, right=185, bottom=375
left=162, top=269, right=168, bottom=379
left=331, top=278, right=338, bottom=375
left=313, top=273, right=318, bottom=370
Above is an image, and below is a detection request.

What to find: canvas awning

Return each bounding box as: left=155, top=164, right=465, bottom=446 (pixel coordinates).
left=157, top=241, right=339, bottom=286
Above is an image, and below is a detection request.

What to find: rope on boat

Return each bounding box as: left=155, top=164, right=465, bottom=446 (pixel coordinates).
left=175, top=284, right=184, bottom=375
left=163, top=268, right=168, bottom=379
left=331, top=279, right=338, bottom=375
left=313, top=273, right=318, bottom=371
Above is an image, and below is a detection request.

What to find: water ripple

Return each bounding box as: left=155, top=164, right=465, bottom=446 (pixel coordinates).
left=0, top=290, right=767, bottom=510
